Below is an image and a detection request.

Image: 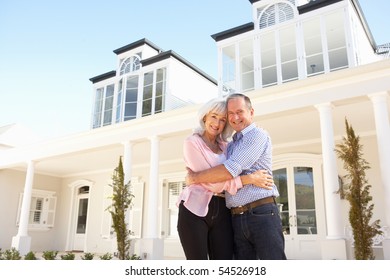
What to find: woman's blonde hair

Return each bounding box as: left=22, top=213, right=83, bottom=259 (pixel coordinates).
left=193, top=97, right=233, bottom=142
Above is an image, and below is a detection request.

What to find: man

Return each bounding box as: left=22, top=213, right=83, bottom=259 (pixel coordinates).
left=186, top=93, right=287, bottom=260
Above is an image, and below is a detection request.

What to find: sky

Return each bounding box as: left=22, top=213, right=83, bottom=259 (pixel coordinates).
left=0, top=0, right=389, bottom=140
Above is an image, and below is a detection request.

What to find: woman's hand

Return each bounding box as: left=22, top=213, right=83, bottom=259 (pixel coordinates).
left=242, top=170, right=274, bottom=190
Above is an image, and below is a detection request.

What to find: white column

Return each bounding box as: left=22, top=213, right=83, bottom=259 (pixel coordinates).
left=369, top=93, right=390, bottom=229
left=11, top=160, right=34, bottom=255
left=140, top=135, right=163, bottom=259
left=122, top=141, right=133, bottom=185
left=146, top=135, right=159, bottom=239
left=315, top=103, right=344, bottom=238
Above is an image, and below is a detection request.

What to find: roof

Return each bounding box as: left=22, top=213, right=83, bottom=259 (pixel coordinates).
left=89, top=45, right=217, bottom=85
left=112, top=38, right=163, bottom=55
left=141, top=50, right=217, bottom=84
left=89, top=70, right=116, bottom=84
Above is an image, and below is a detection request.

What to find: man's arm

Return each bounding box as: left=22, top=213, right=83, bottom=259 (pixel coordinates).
left=186, top=164, right=233, bottom=185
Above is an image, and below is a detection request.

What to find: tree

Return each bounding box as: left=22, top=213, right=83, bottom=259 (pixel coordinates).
left=108, top=156, right=134, bottom=260
left=335, top=118, right=382, bottom=259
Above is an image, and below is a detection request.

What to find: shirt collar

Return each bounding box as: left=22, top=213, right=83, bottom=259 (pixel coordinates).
left=232, top=123, right=256, bottom=141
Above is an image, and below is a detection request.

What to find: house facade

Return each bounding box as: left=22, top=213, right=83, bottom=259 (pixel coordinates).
left=1, top=0, right=389, bottom=260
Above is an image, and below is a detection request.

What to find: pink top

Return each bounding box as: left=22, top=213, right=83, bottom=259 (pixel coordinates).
left=177, top=133, right=243, bottom=217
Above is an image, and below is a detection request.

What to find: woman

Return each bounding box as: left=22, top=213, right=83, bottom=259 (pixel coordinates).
left=177, top=98, right=273, bottom=260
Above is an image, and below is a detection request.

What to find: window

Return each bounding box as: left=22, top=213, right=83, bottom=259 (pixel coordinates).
left=303, top=17, right=324, bottom=76
left=142, top=72, right=153, bottom=117
left=325, top=11, right=348, bottom=71
left=222, top=45, right=236, bottom=95
left=154, top=68, right=166, bottom=114
left=261, top=32, right=277, bottom=86
left=166, top=181, right=185, bottom=237
left=124, top=75, right=139, bottom=121
left=115, top=78, right=123, bottom=123
left=16, top=190, right=57, bottom=230
left=92, top=88, right=104, bottom=128
left=102, top=84, right=114, bottom=126
left=258, top=1, right=295, bottom=30
left=280, top=26, right=298, bottom=82
left=92, top=84, right=115, bottom=128
left=142, top=68, right=166, bottom=117
left=119, top=55, right=141, bottom=75
left=240, top=39, right=254, bottom=92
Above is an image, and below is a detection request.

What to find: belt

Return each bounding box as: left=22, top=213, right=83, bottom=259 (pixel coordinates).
left=213, top=192, right=225, bottom=198
left=231, top=196, right=275, bottom=215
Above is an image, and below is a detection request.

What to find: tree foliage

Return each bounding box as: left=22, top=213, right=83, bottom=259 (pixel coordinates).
left=108, top=156, right=134, bottom=260
left=335, top=119, right=382, bottom=259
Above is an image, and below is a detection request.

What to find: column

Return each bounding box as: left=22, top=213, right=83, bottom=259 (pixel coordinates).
left=315, top=103, right=346, bottom=259
left=11, top=160, right=34, bottom=255
left=146, top=135, right=159, bottom=238
left=140, top=135, right=163, bottom=259
left=369, top=92, right=390, bottom=259
left=122, top=141, right=133, bottom=185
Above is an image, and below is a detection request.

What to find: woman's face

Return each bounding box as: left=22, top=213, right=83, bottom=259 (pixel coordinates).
left=203, top=110, right=227, bottom=138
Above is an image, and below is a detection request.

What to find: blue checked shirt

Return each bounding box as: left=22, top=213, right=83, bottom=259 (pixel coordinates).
left=223, top=123, right=279, bottom=208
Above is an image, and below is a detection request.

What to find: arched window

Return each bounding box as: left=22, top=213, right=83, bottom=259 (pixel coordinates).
left=258, top=1, right=296, bottom=29
left=119, top=55, right=141, bottom=75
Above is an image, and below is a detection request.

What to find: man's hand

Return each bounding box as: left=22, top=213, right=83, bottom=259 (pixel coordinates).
left=250, top=169, right=274, bottom=190
left=185, top=167, right=195, bottom=186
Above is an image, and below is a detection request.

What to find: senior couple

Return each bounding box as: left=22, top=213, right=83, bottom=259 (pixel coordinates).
left=177, top=93, right=287, bottom=260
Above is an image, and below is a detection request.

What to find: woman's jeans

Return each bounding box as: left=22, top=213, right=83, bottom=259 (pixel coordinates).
left=232, top=202, right=287, bottom=260
left=177, top=196, right=234, bottom=260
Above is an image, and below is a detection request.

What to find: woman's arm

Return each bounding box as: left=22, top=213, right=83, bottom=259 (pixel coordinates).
left=184, top=136, right=273, bottom=194
left=183, top=136, right=242, bottom=194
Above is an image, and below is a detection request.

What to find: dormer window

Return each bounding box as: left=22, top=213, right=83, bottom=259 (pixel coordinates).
left=119, top=55, right=141, bottom=75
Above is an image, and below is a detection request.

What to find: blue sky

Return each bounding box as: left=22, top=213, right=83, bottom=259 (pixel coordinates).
left=0, top=0, right=388, bottom=139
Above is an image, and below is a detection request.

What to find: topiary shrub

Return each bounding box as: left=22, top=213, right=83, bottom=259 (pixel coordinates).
left=335, top=118, right=382, bottom=259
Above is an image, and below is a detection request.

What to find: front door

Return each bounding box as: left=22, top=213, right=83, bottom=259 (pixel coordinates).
left=273, top=155, right=326, bottom=259
left=73, top=188, right=89, bottom=251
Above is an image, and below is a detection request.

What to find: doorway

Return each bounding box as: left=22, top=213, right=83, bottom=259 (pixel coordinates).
left=273, top=154, right=326, bottom=259
left=72, top=186, right=89, bottom=251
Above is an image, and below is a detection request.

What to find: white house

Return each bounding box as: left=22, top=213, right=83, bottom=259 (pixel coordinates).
left=1, top=0, right=389, bottom=260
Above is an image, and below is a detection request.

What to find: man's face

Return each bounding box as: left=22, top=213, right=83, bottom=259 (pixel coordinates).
left=227, top=97, right=253, bottom=132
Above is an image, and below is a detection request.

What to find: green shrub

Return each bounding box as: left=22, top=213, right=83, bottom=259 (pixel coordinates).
left=60, top=252, right=75, bottom=260
left=81, top=252, right=95, bottom=260
left=1, top=248, right=21, bottom=260
left=24, top=251, right=37, bottom=260
left=100, top=253, right=113, bottom=260
left=42, top=250, right=58, bottom=260
left=127, top=254, right=141, bottom=260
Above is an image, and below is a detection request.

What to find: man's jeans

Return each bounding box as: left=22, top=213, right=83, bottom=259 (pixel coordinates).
left=232, top=202, right=287, bottom=260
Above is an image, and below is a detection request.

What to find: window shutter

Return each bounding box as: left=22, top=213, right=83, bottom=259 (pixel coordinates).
left=44, top=196, right=57, bottom=227
left=101, top=185, right=113, bottom=239
left=128, top=179, right=144, bottom=239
